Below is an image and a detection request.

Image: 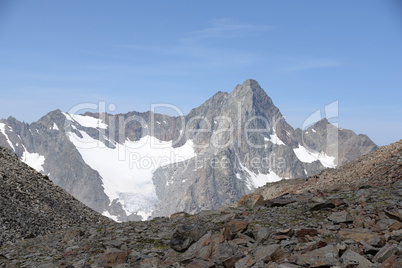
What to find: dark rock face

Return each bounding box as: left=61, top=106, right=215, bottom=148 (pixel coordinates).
left=0, top=80, right=378, bottom=221
left=0, top=146, right=108, bottom=246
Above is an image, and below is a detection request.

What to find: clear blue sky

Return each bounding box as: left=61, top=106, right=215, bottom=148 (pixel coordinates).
left=0, top=0, right=401, bottom=146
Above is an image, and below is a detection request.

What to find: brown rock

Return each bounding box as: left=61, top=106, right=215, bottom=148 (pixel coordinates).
left=184, top=233, right=237, bottom=263
left=294, top=245, right=340, bottom=267
left=389, top=221, right=402, bottom=231
left=338, top=229, right=382, bottom=243
left=267, top=198, right=296, bottom=207
left=300, top=241, right=328, bottom=254
left=372, top=219, right=397, bottom=232
left=274, top=235, right=289, bottom=240
left=206, top=233, right=225, bottom=246
left=385, top=210, right=402, bottom=222
left=62, top=251, right=74, bottom=258
left=238, top=194, right=265, bottom=208
left=235, top=255, right=255, bottom=267
left=372, top=223, right=384, bottom=232
left=380, top=255, right=398, bottom=268
left=271, top=247, right=290, bottom=263
left=232, top=233, right=254, bottom=245
left=103, top=248, right=129, bottom=267
left=329, top=198, right=346, bottom=207
left=364, top=218, right=376, bottom=229
left=373, top=244, right=399, bottom=263
left=353, top=214, right=365, bottom=228
left=316, top=241, right=327, bottom=248
left=223, top=221, right=249, bottom=240
left=295, top=229, right=318, bottom=237
left=223, top=254, right=245, bottom=268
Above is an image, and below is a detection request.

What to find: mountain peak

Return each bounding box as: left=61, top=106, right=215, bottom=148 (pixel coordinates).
left=231, top=79, right=270, bottom=102
left=242, top=78, right=261, bottom=88
left=233, top=79, right=263, bottom=93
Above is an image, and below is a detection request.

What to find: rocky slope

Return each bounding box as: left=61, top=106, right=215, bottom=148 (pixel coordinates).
left=0, top=80, right=378, bottom=221
left=257, top=139, right=402, bottom=200
left=0, top=146, right=109, bottom=247
left=0, top=140, right=401, bottom=267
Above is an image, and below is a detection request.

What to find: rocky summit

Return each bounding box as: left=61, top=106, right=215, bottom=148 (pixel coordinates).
left=0, top=139, right=401, bottom=267
left=0, top=79, right=378, bottom=221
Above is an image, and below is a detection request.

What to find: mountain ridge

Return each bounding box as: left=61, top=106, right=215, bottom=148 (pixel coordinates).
left=0, top=79, right=378, bottom=221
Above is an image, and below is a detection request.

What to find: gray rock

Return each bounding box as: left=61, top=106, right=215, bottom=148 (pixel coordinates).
left=277, top=264, right=302, bottom=268
left=341, top=249, right=372, bottom=268
left=170, top=223, right=207, bottom=252
left=252, top=244, right=280, bottom=263
left=294, top=245, right=340, bottom=267
left=372, top=243, right=399, bottom=263
left=328, top=211, right=353, bottom=224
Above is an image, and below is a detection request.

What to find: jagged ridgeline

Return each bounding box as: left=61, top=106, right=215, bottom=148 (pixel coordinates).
left=0, top=80, right=377, bottom=221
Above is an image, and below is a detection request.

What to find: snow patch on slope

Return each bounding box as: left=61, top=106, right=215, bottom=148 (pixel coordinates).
left=293, top=145, right=336, bottom=168
left=137, top=210, right=153, bottom=221
left=67, top=130, right=195, bottom=220
left=21, top=147, right=45, bottom=172
left=102, top=211, right=121, bottom=222
left=62, top=112, right=108, bottom=129
left=238, top=162, right=283, bottom=190
left=0, top=123, right=15, bottom=151
left=264, top=131, right=285, bottom=146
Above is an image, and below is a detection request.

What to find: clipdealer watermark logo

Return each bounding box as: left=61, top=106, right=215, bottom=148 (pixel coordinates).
left=64, top=100, right=339, bottom=172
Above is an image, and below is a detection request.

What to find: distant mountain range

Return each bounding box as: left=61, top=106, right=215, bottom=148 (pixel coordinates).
left=0, top=79, right=378, bottom=221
